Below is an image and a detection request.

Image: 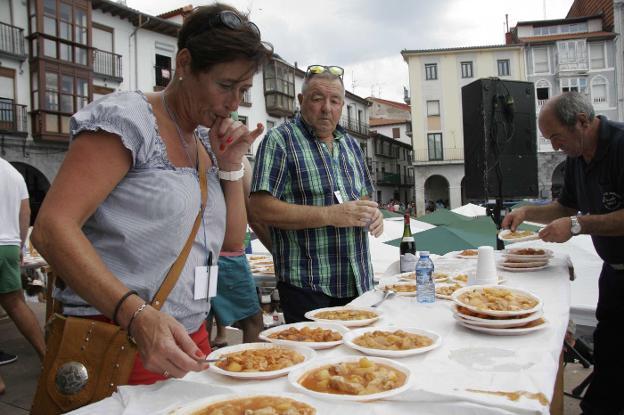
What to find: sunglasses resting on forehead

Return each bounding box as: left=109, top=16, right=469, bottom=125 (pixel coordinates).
left=195, top=10, right=262, bottom=38
left=305, top=65, right=344, bottom=79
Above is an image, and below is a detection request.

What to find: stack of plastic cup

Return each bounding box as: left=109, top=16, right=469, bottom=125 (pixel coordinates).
left=469, top=246, right=498, bottom=285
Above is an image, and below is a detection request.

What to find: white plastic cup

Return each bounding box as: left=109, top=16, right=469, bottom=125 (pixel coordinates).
left=473, top=246, right=498, bottom=285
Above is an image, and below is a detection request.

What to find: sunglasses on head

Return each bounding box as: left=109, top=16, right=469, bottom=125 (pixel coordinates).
left=205, top=10, right=261, bottom=39
left=305, top=65, right=344, bottom=79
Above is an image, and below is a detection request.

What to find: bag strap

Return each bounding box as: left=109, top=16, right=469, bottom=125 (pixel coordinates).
left=150, top=143, right=208, bottom=311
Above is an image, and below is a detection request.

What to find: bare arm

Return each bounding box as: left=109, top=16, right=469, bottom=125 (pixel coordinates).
left=32, top=132, right=207, bottom=377
left=220, top=178, right=247, bottom=252
left=502, top=201, right=577, bottom=230
left=248, top=191, right=379, bottom=231
left=577, top=209, right=624, bottom=236
left=19, top=199, right=30, bottom=249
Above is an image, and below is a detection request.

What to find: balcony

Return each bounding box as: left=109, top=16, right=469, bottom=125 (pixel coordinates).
left=376, top=172, right=400, bottom=186
left=401, top=175, right=414, bottom=186
left=0, top=21, right=26, bottom=61
left=412, top=148, right=464, bottom=164
left=339, top=116, right=368, bottom=136
left=93, top=49, right=123, bottom=81
left=0, top=100, right=28, bottom=136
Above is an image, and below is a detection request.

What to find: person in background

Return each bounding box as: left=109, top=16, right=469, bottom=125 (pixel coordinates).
left=32, top=4, right=272, bottom=385
left=208, top=157, right=268, bottom=346
left=0, top=157, right=45, bottom=394
left=502, top=91, right=624, bottom=415
left=249, top=65, right=383, bottom=323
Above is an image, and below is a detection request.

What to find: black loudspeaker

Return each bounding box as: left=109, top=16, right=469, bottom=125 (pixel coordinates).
left=462, top=78, right=538, bottom=200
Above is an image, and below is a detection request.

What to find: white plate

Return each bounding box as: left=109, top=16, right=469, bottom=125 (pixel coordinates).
left=452, top=305, right=544, bottom=328
left=206, top=342, right=316, bottom=380
left=498, top=264, right=550, bottom=272
left=451, top=285, right=543, bottom=317
left=435, top=283, right=463, bottom=300
left=498, top=229, right=540, bottom=242
left=377, top=281, right=417, bottom=297
left=343, top=326, right=442, bottom=357
left=455, top=318, right=549, bottom=335
left=305, top=306, right=381, bottom=327
left=502, top=253, right=553, bottom=262
left=504, top=247, right=553, bottom=257
left=170, top=392, right=317, bottom=414
left=499, top=259, right=549, bottom=268
left=259, top=322, right=348, bottom=350
left=288, top=356, right=414, bottom=402
left=456, top=250, right=479, bottom=259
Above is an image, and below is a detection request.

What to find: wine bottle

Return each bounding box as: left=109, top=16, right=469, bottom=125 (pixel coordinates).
left=399, top=212, right=417, bottom=273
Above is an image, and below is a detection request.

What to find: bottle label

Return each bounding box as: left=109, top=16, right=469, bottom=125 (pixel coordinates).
left=400, top=254, right=417, bottom=273
left=401, top=236, right=414, bottom=242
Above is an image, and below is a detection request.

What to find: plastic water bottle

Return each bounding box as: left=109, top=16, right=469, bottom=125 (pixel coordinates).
left=416, top=251, right=435, bottom=303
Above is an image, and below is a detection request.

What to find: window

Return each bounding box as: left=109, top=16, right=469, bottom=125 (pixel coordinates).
left=589, top=42, right=605, bottom=69
left=460, top=61, right=473, bottom=78
left=557, top=40, right=587, bottom=70
left=425, top=63, right=437, bottom=80
left=533, top=47, right=549, bottom=73
left=263, top=59, right=296, bottom=116
left=427, top=133, right=443, bottom=161
left=426, top=100, right=440, bottom=116
left=535, top=79, right=551, bottom=107
left=392, top=127, right=400, bottom=138
left=591, top=76, right=607, bottom=105
left=560, top=77, right=587, bottom=94
left=155, top=54, right=172, bottom=88
left=497, top=59, right=510, bottom=76
left=38, top=67, right=89, bottom=135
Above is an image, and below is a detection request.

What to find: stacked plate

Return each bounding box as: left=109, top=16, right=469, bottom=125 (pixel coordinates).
left=498, top=247, right=553, bottom=272
left=450, top=285, right=548, bottom=335
left=247, top=254, right=275, bottom=275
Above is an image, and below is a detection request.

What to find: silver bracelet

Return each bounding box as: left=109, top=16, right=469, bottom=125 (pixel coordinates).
left=126, top=303, right=148, bottom=344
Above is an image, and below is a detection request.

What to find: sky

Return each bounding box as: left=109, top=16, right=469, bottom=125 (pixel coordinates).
left=126, top=0, right=575, bottom=102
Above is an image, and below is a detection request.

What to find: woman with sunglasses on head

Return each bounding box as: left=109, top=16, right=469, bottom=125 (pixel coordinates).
left=32, top=3, right=272, bottom=385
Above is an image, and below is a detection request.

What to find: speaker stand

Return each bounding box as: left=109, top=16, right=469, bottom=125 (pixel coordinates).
left=486, top=198, right=505, bottom=250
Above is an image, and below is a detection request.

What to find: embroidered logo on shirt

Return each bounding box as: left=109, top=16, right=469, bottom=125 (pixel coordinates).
left=602, top=192, right=623, bottom=211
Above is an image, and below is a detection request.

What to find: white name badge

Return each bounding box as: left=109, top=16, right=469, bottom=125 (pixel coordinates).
left=334, top=191, right=344, bottom=204
left=194, top=265, right=219, bottom=300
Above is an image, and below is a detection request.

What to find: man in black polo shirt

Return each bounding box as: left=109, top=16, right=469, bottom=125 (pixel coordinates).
left=503, top=91, right=624, bottom=415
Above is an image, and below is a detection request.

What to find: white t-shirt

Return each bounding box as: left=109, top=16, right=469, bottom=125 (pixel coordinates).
left=0, top=158, right=29, bottom=246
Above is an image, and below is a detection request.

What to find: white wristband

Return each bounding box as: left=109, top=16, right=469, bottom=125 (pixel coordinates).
left=218, top=163, right=245, bottom=181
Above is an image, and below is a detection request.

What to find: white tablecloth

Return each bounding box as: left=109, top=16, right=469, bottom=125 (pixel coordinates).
left=69, top=252, right=570, bottom=415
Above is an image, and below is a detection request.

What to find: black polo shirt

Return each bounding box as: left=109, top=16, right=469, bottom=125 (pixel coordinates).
left=558, top=115, right=624, bottom=263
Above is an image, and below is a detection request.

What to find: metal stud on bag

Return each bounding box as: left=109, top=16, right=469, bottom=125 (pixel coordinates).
left=55, top=361, right=89, bottom=395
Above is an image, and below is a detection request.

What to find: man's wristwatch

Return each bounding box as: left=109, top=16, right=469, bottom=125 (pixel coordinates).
left=218, top=163, right=245, bottom=181
left=570, top=215, right=582, bottom=235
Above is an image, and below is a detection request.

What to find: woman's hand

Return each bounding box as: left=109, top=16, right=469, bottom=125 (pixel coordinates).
left=210, top=117, right=264, bottom=170
left=130, top=306, right=209, bottom=378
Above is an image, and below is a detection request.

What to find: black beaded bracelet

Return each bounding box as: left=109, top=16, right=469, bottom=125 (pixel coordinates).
left=112, top=290, right=138, bottom=326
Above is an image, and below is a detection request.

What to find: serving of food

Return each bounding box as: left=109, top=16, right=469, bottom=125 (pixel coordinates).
left=172, top=394, right=317, bottom=415
left=451, top=285, right=542, bottom=317
left=343, top=326, right=441, bottom=357
left=289, top=356, right=413, bottom=401
left=498, top=229, right=539, bottom=242
left=206, top=343, right=315, bottom=379
left=457, top=249, right=478, bottom=258
left=435, top=283, right=463, bottom=300
left=259, top=322, right=347, bottom=349
left=304, top=306, right=381, bottom=327
left=378, top=282, right=417, bottom=296
left=247, top=254, right=275, bottom=275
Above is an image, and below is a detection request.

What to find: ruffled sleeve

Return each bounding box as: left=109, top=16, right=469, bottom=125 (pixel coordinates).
left=69, top=91, right=158, bottom=168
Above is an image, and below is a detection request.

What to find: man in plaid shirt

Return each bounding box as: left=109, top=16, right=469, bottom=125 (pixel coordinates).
left=250, top=65, right=383, bottom=323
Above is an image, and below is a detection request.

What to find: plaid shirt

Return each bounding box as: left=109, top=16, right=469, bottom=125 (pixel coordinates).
left=251, top=114, right=375, bottom=298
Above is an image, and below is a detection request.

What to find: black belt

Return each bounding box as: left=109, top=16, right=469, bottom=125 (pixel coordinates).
left=608, top=263, right=624, bottom=271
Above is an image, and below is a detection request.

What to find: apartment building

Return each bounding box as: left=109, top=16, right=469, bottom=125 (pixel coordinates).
left=0, top=0, right=370, bottom=221
left=367, top=97, right=414, bottom=204
left=509, top=13, right=618, bottom=198
left=401, top=44, right=526, bottom=215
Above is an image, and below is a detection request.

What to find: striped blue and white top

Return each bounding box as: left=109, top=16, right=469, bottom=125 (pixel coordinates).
left=55, top=91, right=226, bottom=332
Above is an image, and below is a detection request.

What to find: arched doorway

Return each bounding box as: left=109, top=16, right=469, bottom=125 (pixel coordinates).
left=551, top=161, right=565, bottom=200
left=424, top=174, right=450, bottom=210
left=10, top=162, right=50, bottom=225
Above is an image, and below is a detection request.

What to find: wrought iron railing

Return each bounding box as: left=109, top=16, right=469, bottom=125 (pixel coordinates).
left=93, top=49, right=122, bottom=79
left=0, top=21, right=26, bottom=58
left=0, top=100, right=28, bottom=135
